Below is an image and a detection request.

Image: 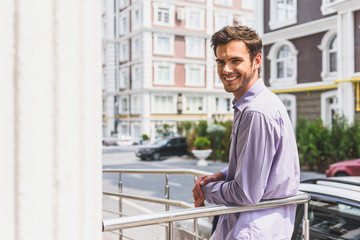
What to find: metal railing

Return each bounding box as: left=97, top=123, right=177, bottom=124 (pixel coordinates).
left=102, top=169, right=310, bottom=240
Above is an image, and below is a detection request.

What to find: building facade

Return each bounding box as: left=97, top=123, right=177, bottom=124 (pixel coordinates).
left=102, top=0, right=255, bottom=141
left=258, top=0, right=360, bottom=128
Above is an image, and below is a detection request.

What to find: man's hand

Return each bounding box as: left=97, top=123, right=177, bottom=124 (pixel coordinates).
left=192, top=172, right=225, bottom=207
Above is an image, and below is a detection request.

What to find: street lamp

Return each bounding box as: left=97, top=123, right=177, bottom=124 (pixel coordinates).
left=177, top=93, right=183, bottom=114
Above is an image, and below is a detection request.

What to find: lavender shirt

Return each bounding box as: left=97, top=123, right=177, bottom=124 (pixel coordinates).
left=202, top=80, right=300, bottom=239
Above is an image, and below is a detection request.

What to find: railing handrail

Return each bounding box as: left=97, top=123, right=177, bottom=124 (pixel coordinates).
left=102, top=168, right=211, bottom=176
left=103, top=191, right=193, bottom=209
left=103, top=192, right=310, bottom=231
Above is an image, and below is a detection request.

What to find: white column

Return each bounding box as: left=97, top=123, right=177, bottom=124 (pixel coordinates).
left=0, top=0, right=15, bottom=239
left=338, top=11, right=355, bottom=124
left=0, top=1, right=102, bottom=240
left=142, top=92, right=152, bottom=138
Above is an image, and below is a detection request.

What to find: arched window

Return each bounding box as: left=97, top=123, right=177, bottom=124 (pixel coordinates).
left=318, top=30, right=337, bottom=81
left=329, top=36, right=337, bottom=73
left=276, top=46, right=294, bottom=79
left=267, top=41, right=298, bottom=87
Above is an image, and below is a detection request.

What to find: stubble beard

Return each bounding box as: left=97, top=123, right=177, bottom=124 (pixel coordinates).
left=223, top=66, right=254, bottom=95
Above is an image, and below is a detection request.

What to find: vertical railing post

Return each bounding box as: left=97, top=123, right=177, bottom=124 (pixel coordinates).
left=118, top=173, right=123, bottom=240
left=165, top=174, right=172, bottom=240
left=303, top=201, right=309, bottom=240
left=193, top=176, right=199, bottom=240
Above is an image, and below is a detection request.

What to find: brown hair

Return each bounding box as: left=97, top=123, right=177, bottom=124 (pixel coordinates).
left=211, top=25, right=262, bottom=75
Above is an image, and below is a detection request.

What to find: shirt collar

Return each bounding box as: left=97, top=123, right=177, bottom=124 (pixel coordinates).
left=232, top=79, right=266, bottom=112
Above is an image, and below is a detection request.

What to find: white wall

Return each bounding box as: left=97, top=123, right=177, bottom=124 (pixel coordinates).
left=0, top=1, right=102, bottom=239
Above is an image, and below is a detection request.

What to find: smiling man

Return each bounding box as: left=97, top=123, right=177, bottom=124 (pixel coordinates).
left=192, top=26, right=300, bottom=239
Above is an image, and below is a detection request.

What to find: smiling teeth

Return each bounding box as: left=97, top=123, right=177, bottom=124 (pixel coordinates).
left=224, top=76, right=238, bottom=81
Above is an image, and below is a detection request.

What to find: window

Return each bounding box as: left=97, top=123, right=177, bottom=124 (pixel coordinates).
left=185, top=37, right=204, bottom=58
left=321, top=90, right=338, bottom=127
left=242, top=0, right=254, bottom=10
left=120, top=125, right=128, bottom=135
left=153, top=33, right=174, bottom=56
left=133, top=125, right=141, bottom=140
left=152, top=95, right=176, bottom=113
left=119, top=67, right=129, bottom=89
left=185, top=8, right=205, bottom=30
left=214, top=12, right=233, bottom=31
left=154, top=62, right=175, bottom=85
left=132, top=95, right=141, bottom=114
left=131, top=64, right=141, bottom=89
left=120, top=97, right=129, bottom=113
left=215, top=97, right=232, bottom=113
left=329, top=36, right=337, bottom=73
left=119, top=41, right=129, bottom=62
left=269, top=0, right=297, bottom=30
left=318, top=30, right=337, bottom=81
left=276, top=46, right=293, bottom=79
left=214, top=0, right=232, bottom=7
left=131, top=36, right=141, bottom=61
left=153, top=3, right=174, bottom=26
left=184, top=96, right=204, bottom=113
left=119, top=12, right=129, bottom=36
left=278, top=94, right=296, bottom=128
left=185, top=65, right=205, bottom=87
left=131, top=6, right=141, bottom=31
left=268, top=41, right=298, bottom=86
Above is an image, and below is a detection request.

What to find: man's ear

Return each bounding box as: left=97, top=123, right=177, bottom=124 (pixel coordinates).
left=253, top=52, right=262, bottom=70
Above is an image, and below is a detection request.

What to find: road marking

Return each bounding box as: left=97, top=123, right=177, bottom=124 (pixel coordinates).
left=107, top=196, right=154, bottom=214
left=130, top=174, right=144, bottom=179
left=169, top=181, right=182, bottom=187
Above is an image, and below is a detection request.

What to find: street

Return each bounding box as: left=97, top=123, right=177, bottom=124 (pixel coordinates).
left=102, top=146, right=325, bottom=240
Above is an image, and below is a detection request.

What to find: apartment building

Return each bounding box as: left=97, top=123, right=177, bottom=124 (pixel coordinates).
left=102, top=0, right=255, bottom=141
left=258, top=0, right=360, bottom=128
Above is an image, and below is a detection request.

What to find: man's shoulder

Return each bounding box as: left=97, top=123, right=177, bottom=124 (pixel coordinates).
left=246, top=88, right=283, bottom=115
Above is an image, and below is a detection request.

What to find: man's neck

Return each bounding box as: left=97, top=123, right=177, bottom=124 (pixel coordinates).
left=233, top=76, right=260, bottom=100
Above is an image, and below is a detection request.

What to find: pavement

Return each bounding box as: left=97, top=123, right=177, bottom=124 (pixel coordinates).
left=102, top=152, right=325, bottom=240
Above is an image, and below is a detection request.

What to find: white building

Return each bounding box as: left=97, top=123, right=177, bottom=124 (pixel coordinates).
left=102, top=0, right=255, bottom=141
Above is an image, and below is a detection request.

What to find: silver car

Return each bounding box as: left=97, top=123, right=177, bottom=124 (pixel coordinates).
left=292, top=177, right=360, bottom=239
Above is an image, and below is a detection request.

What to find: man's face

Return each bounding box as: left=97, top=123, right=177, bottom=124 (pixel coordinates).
left=216, top=40, right=261, bottom=99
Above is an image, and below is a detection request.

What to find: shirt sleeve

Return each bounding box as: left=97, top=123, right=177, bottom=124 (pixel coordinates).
left=220, top=167, right=228, bottom=178
left=202, top=110, right=280, bottom=206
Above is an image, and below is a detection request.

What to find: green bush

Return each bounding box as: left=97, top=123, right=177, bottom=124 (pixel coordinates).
left=186, top=128, right=197, bottom=153
left=195, top=120, right=208, bottom=137
left=194, top=137, right=211, bottom=150
left=220, top=120, right=232, bottom=162
left=207, top=124, right=226, bottom=160
left=296, top=116, right=360, bottom=172
left=141, top=134, right=149, bottom=140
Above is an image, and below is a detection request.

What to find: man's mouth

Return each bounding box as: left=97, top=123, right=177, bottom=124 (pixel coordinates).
left=223, top=75, right=239, bottom=82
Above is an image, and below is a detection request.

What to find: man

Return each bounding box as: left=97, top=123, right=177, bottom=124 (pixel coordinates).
left=192, top=25, right=300, bottom=239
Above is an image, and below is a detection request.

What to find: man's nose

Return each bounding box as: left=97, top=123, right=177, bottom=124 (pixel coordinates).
left=223, top=63, right=232, bottom=73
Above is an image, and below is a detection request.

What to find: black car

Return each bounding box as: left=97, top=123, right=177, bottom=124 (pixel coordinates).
left=135, top=137, right=188, bottom=161
left=292, top=177, right=360, bottom=240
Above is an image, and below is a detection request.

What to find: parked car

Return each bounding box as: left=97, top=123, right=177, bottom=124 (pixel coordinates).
left=292, top=177, right=360, bottom=239
left=135, top=137, right=188, bottom=160
left=325, top=159, right=360, bottom=177
left=102, top=135, right=133, bottom=146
